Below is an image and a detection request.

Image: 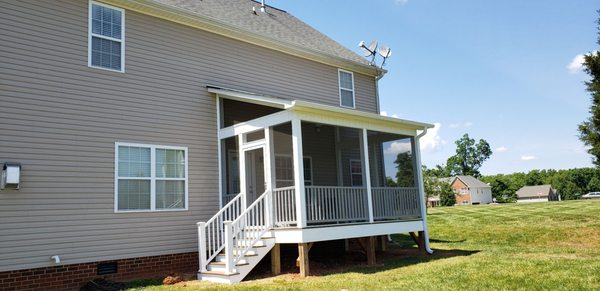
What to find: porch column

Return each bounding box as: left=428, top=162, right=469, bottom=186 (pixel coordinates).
left=414, top=134, right=432, bottom=253
left=292, top=118, right=307, bottom=228
left=238, top=134, right=247, bottom=209
left=360, top=129, right=374, bottom=223
left=265, top=127, right=276, bottom=228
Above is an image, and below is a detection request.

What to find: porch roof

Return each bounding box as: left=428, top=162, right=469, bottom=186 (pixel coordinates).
left=207, top=86, right=434, bottom=133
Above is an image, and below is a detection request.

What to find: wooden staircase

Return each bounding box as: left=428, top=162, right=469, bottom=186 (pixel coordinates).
left=198, top=234, right=275, bottom=284
left=197, top=191, right=275, bottom=284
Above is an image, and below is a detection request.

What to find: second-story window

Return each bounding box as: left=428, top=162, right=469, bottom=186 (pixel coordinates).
left=339, top=69, right=355, bottom=108
left=89, top=1, right=124, bottom=72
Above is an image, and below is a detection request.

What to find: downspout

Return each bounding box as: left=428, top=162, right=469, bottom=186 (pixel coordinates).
left=415, top=127, right=434, bottom=254
left=374, top=68, right=385, bottom=114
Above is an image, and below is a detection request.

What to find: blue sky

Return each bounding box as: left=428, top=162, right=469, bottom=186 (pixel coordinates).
left=273, top=0, right=599, bottom=175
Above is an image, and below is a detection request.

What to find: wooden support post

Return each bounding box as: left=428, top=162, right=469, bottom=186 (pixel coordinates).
left=366, top=236, right=376, bottom=266
left=380, top=235, right=387, bottom=252
left=271, top=244, right=281, bottom=275
left=296, top=242, right=313, bottom=267
left=417, top=231, right=425, bottom=253
left=409, top=232, right=425, bottom=253
left=298, top=243, right=310, bottom=277
left=344, top=239, right=350, bottom=252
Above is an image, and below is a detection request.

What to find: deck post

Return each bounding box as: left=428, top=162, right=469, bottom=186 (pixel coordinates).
left=197, top=222, right=207, bottom=272
left=366, top=236, right=377, bottom=265
left=238, top=134, right=247, bottom=209
left=271, top=244, right=281, bottom=275
left=223, top=221, right=235, bottom=275
left=414, top=135, right=433, bottom=254
left=265, top=127, right=276, bottom=228
left=298, top=243, right=310, bottom=277
left=360, top=129, right=374, bottom=223
left=291, top=117, right=307, bottom=228
left=379, top=235, right=387, bottom=252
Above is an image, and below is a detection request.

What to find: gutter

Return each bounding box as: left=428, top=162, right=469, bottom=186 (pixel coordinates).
left=416, top=127, right=434, bottom=254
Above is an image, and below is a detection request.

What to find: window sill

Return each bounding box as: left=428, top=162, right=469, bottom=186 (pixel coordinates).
left=114, top=208, right=189, bottom=214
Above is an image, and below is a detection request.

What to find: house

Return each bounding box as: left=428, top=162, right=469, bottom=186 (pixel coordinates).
left=0, top=0, right=434, bottom=288
left=516, top=185, right=559, bottom=203
left=450, top=176, right=493, bottom=205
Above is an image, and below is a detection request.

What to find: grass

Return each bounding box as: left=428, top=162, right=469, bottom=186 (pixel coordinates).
left=126, top=200, right=600, bottom=290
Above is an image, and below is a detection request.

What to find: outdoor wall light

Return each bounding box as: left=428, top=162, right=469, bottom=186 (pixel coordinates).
left=1, top=162, right=21, bottom=190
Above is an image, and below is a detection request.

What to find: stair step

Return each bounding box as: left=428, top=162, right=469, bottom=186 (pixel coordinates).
left=215, top=253, right=257, bottom=263
left=200, top=270, right=240, bottom=277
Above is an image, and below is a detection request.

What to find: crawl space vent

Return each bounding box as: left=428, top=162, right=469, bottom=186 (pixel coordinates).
left=97, top=262, right=118, bottom=275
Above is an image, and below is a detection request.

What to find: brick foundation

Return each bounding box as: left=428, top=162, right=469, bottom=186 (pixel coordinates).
left=0, top=252, right=198, bottom=291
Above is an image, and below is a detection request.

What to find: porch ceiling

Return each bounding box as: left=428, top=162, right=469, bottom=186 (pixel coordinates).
left=209, top=85, right=434, bottom=135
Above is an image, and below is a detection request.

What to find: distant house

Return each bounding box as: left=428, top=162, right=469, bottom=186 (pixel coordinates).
left=516, top=185, right=559, bottom=203
left=450, top=176, right=493, bottom=205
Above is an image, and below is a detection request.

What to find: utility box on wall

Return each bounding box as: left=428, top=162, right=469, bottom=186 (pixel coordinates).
left=1, top=163, right=21, bottom=190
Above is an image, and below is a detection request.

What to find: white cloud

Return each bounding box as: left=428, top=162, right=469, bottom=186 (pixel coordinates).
left=383, top=123, right=442, bottom=155
left=567, top=54, right=585, bottom=74
left=420, top=122, right=442, bottom=153
left=496, top=146, right=508, bottom=153
left=521, top=155, right=536, bottom=161
left=391, top=114, right=399, bottom=118
left=395, top=0, right=408, bottom=5
left=384, top=141, right=412, bottom=155
left=380, top=111, right=388, bottom=116
left=448, top=122, right=473, bottom=129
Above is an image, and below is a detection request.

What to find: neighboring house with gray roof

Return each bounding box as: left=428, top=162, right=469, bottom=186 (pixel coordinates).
left=516, top=185, right=558, bottom=203
left=0, top=0, right=434, bottom=288
left=450, top=175, right=493, bottom=205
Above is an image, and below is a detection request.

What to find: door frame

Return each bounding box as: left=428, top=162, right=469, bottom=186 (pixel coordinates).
left=240, top=140, right=271, bottom=206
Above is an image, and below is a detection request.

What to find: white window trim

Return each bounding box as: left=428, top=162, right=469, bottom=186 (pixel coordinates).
left=349, top=159, right=362, bottom=186
left=114, top=142, right=189, bottom=213
left=275, top=154, right=313, bottom=186
left=88, top=1, right=125, bottom=73
left=338, top=69, right=356, bottom=109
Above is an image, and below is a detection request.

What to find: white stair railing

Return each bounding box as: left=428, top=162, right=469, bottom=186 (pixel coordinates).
left=197, top=192, right=244, bottom=272
left=223, top=190, right=272, bottom=274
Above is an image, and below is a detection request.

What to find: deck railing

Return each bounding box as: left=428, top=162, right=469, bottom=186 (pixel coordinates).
left=197, top=192, right=244, bottom=272
left=305, top=186, right=369, bottom=225
left=372, top=187, right=421, bottom=220
left=273, top=186, right=297, bottom=227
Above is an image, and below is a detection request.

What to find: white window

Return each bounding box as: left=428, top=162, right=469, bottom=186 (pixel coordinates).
left=338, top=69, right=355, bottom=108
left=275, top=155, right=312, bottom=187
left=89, top=1, right=124, bottom=72
left=115, top=143, right=188, bottom=212
left=350, top=159, right=362, bottom=186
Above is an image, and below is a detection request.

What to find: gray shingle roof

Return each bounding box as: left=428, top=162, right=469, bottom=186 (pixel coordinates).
left=151, top=0, right=370, bottom=66
left=516, top=185, right=554, bottom=198
left=454, top=175, right=490, bottom=188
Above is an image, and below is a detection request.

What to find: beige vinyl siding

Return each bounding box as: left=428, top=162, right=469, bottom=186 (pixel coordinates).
left=0, top=0, right=379, bottom=272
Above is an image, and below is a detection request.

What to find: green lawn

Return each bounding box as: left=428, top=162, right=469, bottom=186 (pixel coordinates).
left=127, top=200, right=600, bottom=290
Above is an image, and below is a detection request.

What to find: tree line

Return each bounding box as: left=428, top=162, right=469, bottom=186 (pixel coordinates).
left=481, top=168, right=600, bottom=202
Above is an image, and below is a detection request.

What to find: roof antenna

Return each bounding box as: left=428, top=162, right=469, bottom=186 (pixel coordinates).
left=260, top=0, right=266, bottom=13
left=358, top=40, right=392, bottom=69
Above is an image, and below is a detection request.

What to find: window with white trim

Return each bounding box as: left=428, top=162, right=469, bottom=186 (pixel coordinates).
left=116, top=143, right=187, bottom=212
left=339, top=69, right=355, bottom=108
left=350, top=159, right=363, bottom=186
left=275, top=155, right=312, bottom=187
left=89, top=1, right=124, bottom=72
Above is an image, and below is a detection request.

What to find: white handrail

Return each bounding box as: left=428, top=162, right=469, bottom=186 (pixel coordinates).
left=223, top=190, right=272, bottom=274
left=197, top=192, right=244, bottom=273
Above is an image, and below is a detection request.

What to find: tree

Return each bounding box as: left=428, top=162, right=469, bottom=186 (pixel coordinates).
left=439, top=182, right=456, bottom=206
left=446, top=134, right=492, bottom=178
left=394, top=152, right=415, bottom=187
left=578, top=11, right=600, bottom=168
